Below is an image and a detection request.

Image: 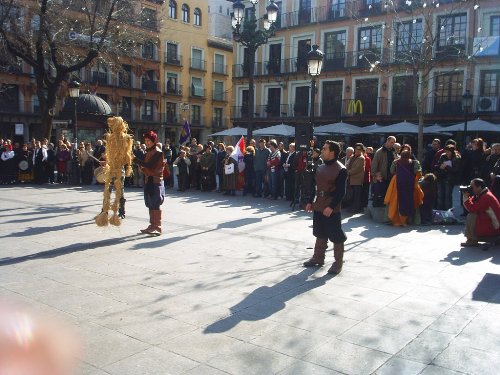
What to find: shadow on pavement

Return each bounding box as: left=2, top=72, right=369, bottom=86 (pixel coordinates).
left=472, top=273, right=500, bottom=303
left=0, top=234, right=145, bottom=266
left=0, top=219, right=93, bottom=239
left=441, top=247, right=500, bottom=266
left=131, top=217, right=267, bottom=250
left=203, top=268, right=333, bottom=334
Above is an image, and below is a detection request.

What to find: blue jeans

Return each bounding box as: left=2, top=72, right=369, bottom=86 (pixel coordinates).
left=269, top=170, right=278, bottom=198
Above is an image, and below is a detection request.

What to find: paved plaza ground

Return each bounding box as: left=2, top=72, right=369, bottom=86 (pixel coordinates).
left=0, top=184, right=499, bottom=375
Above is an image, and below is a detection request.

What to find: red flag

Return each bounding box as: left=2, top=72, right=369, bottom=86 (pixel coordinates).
left=231, top=136, right=246, bottom=172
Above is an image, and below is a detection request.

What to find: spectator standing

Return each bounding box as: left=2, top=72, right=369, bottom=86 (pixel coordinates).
left=277, top=142, right=287, bottom=199
left=371, top=136, right=397, bottom=197
left=222, top=145, right=238, bottom=196
left=385, top=145, right=423, bottom=226
left=422, top=139, right=441, bottom=174
left=173, top=149, right=191, bottom=191
left=133, top=141, right=145, bottom=187
left=45, top=143, right=56, bottom=184
left=347, top=143, right=365, bottom=213
left=284, top=143, right=296, bottom=201
left=253, top=139, right=270, bottom=198
left=215, top=143, right=226, bottom=192
left=56, top=144, right=71, bottom=184
left=33, top=140, right=47, bottom=184
left=199, top=145, right=216, bottom=191
left=433, top=144, right=461, bottom=210
left=420, top=173, right=437, bottom=225
left=243, top=146, right=255, bottom=196
left=266, top=140, right=281, bottom=199
left=361, top=147, right=371, bottom=209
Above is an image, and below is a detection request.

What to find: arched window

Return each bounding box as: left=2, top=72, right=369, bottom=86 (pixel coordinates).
left=194, top=8, right=201, bottom=26
left=169, top=0, right=177, bottom=19
left=182, top=4, right=189, bottom=23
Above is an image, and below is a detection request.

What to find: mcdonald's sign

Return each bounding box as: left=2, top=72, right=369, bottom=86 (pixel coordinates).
left=347, top=99, right=363, bottom=114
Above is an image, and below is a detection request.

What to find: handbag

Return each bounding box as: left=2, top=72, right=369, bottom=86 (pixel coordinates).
left=224, top=163, right=234, bottom=175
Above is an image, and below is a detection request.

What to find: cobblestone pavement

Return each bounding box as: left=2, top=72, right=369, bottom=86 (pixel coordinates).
left=0, top=185, right=499, bottom=375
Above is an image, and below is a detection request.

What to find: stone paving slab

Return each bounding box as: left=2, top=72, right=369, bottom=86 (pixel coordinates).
left=0, top=184, right=499, bottom=374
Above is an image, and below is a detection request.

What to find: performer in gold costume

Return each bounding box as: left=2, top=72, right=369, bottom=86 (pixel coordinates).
left=95, top=116, right=133, bottom=227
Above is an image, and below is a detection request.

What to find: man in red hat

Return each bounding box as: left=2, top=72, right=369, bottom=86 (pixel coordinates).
left=133, top=131, right=166, bottom=235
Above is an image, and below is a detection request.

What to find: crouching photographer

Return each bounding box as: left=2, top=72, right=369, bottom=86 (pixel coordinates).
left=461, top=178, right=500, bottom=247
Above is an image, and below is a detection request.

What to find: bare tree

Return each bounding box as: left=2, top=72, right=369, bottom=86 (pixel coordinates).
left=0, top=0, right=158, bottom=139
left=351, top=0, right=479, bottom=159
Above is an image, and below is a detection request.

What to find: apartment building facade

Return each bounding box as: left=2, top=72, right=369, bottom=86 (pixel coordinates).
left=163, top=0, right=233, bottom=144
left=0, top=0, right=232, bottom=145
left=230, top=0, right=500, bottom=133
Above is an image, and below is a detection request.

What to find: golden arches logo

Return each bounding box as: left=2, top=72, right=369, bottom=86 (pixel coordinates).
left=347, top=100, right=363, bottom=114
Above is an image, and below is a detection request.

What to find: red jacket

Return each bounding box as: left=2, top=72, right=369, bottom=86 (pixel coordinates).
left=464, top=189, right=500, bottom=237
left=364, top=155, right=372, bottom=184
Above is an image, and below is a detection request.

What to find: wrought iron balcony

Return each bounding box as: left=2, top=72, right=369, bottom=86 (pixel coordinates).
left=142, top=80, right=159, bottom=92
left=190, top=58, right=206, bottom=71
left=165, top=53, right=183, bottom=66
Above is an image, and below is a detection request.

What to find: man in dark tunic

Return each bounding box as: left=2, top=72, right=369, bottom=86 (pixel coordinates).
left=303, top=140, right=347, bottom=274
left=133, top=131, right=165, bottom=235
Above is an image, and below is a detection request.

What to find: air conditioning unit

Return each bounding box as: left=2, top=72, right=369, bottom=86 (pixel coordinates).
left=477, top=96, right=498, bottom=112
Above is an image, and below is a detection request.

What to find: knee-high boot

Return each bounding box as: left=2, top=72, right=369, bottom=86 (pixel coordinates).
left=303, top=238, right=328, bottom=267
left=140, top=209, right=153, bottom=233
left=328, top=243, right=344, bottom=274
left=150, top=210, right=162, bottom=235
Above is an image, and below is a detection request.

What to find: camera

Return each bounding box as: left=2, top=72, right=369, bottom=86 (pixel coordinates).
left=459, top=185, right=473, bottom=195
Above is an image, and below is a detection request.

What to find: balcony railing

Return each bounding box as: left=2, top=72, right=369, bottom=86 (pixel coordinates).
left=212, top=91, right=227, bottom=102
left=141, top=113, right=160, bottom=122
left=142, top=80, right=159, bottom=92
left=190, top=58, right=206, bottom=71
left=190, top=116, right=206, bottom=126
left=165, top=53, right=183, bottom=66
left=213, top=63, right=227, bottom=75
left=162, top=112, right=181, bottom=124
left=91, top=72, right=109, bottom=86
left=165, top=84, right=183, bottom=96
left=212, top=118, right=226, bottom=128
left=190, top=87, right=206, bottom=98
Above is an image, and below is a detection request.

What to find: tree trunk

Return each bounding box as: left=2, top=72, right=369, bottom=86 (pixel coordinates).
left=40, top=86, right=58, bottom=141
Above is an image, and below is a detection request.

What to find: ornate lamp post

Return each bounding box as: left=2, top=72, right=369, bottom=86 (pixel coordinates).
left=232, top=0, right=279, bottom=141
left=461, top=90, right=473, bottom=150
left=68, top=79, right=81, bottom=146
left=307, top=44, right=324, bottom=141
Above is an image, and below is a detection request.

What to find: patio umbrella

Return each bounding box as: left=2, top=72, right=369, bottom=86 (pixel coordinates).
left=208, top=126, right=248, bottom=137
left=360, top=123, right=381, bottom=132
left=314, top=122, right=360, bottom=135
left=424, top=124, right=452, bottom=136
left=366, top=120, right=419, bottom=134
left=440, top=118, right=500, bottom=132
left=253, top=123, right=296, bottom=137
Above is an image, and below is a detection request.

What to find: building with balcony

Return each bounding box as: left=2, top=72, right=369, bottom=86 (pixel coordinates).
left=0, top=0, right=165, bottom=144
left=0, top=0, right=232, bottom=145
left=230, top=0, right=500, bottom=138
left=162, top=0, right=233, bottom=144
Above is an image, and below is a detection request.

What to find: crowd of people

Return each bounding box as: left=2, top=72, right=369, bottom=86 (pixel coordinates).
left=3, top=134, right=500, bottom=222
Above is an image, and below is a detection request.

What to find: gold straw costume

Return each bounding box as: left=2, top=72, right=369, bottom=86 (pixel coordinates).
left=95, top=116, right=133, bottom=227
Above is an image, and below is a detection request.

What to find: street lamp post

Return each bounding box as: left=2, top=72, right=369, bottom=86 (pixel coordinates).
left=232, top=0, right=279, bottom=142
left=68, top=79, right=81, bottom=146
left=461, top=90, right=473, bottom=150
left=307, top=45, right=324, bottom=138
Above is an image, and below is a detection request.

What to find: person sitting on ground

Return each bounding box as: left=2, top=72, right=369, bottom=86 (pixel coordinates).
left=461, top=178, right=500, bottom=247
